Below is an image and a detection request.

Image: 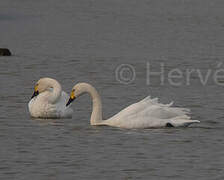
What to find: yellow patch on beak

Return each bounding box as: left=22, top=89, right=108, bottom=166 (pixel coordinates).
left=70, top=90, right=75, bottom=99
left=34, top=84, right=38, bottom=92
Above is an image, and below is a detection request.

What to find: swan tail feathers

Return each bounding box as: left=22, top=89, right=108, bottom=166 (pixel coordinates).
left=170, top=116, right=200, bottom=127
left=167, top=101, right=174, bottom=106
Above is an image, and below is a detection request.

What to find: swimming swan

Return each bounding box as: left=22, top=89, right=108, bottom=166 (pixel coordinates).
left=28, top=78, right=73, bottom=118
left=66, top=83, right=199, bottom=129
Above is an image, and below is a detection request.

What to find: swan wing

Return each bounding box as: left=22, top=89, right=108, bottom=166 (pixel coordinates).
left=101, top=96, right=199, bottom=128
left=106, top=96, right=159, bottom=120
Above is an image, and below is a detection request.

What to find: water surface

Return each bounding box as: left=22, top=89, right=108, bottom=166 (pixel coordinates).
left=0, top=0, right=224, bottom=179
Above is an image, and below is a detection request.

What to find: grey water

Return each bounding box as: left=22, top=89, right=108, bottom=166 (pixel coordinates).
left=1, top=0, right=224, bottom=179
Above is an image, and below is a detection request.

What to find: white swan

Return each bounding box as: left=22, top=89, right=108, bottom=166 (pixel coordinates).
left=28, top=78, right=73, bottom=118
left=66, top=83, right=200, bottom=129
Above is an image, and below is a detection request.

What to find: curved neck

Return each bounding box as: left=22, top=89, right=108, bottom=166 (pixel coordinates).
left=83, top=84, right=103, bottom=125
left=47, top=79, right=62, bottom=104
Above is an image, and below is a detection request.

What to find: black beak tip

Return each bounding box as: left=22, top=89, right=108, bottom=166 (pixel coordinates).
left=31, top=91, right=39, bottom=99
left=66, top=97, right=75, bottom=107
left=66, top=101, right=70, bottom=107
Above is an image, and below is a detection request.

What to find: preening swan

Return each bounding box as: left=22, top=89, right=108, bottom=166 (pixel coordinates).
left=66, top=83, right=200, bottom=129
left=28, top=78, right=73, bottom=118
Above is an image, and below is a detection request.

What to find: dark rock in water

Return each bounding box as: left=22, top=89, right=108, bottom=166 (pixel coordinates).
left=0, top=48, right=12, bottom=56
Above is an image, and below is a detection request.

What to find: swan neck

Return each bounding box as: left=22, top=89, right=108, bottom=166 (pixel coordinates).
left=49, top=80, right=62, bottom=103
left=88, top=85, right=103, bottom=125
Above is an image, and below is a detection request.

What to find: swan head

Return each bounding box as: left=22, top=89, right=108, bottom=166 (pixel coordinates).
left=66, top=83, right=90, bottom=106
left=31, top=78, right=56, bottom=99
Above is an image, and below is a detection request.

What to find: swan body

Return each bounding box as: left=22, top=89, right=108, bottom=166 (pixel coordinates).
left=28, top=78, right=73, bottom=118
left=66, top=83, right=200, bottom=129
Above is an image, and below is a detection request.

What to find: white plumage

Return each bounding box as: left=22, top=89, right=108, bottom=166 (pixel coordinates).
left=100, top=96, right=199, bottom=128
left=66, top=83, right=200, bottom=129
left=28, top=78, right=73, bottom=118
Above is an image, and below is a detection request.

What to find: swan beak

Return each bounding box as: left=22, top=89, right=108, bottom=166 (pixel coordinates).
left=31, top=90, right=39, bottom=99
left=66, top=97, right=75, bottom=106
left=66, top=90, right=76, bottom=106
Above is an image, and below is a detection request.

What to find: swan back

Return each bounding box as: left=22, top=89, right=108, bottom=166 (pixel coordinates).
left=102, top=96, right=199, bottom=128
